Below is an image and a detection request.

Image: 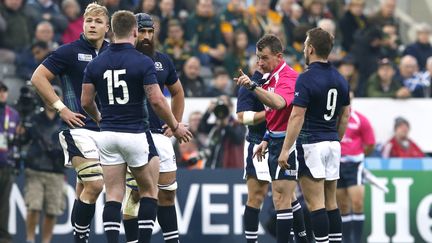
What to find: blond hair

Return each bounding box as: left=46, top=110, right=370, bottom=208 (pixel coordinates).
left=84, top=2, right=109, bottom=22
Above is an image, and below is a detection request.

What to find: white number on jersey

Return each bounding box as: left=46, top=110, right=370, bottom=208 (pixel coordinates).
left=324, top=88, right=338, bottom=121
left=103, top=69, right=129, bottom=105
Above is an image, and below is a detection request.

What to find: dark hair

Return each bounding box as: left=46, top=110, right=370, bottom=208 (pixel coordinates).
left=256, top=34, right=283, bottom=54
left=111, top=10, right=137, bottom=39
left=31, top=40, right=49, bottom=50
left=306, top=27, right=334, bottom=59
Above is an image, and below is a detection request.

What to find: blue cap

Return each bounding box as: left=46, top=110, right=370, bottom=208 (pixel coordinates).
left=135, top=13, right=154, bottom=30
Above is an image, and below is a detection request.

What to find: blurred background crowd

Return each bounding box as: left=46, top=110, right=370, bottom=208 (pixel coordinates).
left=0, top=0, right=431, bottom=171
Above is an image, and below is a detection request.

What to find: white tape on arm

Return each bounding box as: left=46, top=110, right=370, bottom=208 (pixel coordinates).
left=52, top=100, right=66, bottom=113
left=243, top=111, right=256, bottom=125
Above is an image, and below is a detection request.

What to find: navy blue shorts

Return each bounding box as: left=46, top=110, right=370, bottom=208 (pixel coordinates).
left=268, top=137, right=297, bottom=181
left=337, top=162, right=364, bottom=188
left=243, top=141, right=271, bottom=182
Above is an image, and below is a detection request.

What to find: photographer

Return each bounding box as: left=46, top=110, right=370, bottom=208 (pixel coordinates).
left=21, top=86, right=65, bottom=243
left=198, top=95, right=246, bottom=169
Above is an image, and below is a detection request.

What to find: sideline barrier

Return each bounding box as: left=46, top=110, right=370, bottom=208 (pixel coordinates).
left=10, top=158, right=432, bottom=242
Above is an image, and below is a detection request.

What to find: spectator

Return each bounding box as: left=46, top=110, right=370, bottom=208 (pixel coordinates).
left=403, top=23, right=432, bottom=71
left=220, top=0, right=248, bottom=48
left=34, top=21, right=59, bottom=50
left=281, top=2, right=303, bottom=45
left=337, top=55, right=359, bottom=92
left=25, top=0, right=68, bottom=42
left=368, top=0, right=398, bottom=28
left=185, top=0, right=226, bottom=66
left=246, top=0, right=282, bottom=44
left=382, top=117, right=424, bottom=158
left=179, top=56, right=207, bottom=97
left=177, top=111, right=206, bottom=170
left=15, top=41, right=52, bottom=80
left=419, top=56, right=432, bottom=97
left=339, top=0, right=367, bottom=52
left=61, top=0, right=83, bottom=44
left=366, top=58, right=410, bottom=98
left=206, top=67, right=233, bottom=97
left=188, top=110, right=207, bottom=149
left=224, top=29, right=251, bottom=79
left=156, top=0, right=177, bottom=44
left=0, top=0, right=31, bottom=63
left=301, top=0, right=333, bottom=27
left=381, top=22, right=402, bottom=62
left=397, top=55, right=427, bottom=97
left=134, top=0, right=158, bottom=15
left=350, top=26, right=384, bottom=97
left=101, top=0, right=121, bottom=16
left=163, top=19, right=193, bottom=73
left=0, top=81, right=20, bottom=243
left=198, top=95, right=246, bottom=168
left=285, top=24, right=310, bottom=73
left=23, top=89, right=65, bottom=243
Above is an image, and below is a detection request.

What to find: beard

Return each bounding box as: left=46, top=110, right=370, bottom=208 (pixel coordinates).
left=136, top=39, right=155, bottom=58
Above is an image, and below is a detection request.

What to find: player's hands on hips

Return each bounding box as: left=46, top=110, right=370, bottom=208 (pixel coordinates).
left=163, top=123, right=188, bottom=137
left=277, top=150, right=290, bottom=170
left=234, top=69, right=252, bottom=87
left=173, top=123, right=193, bottom=143
left=59, top=108, right=86, bottom=128
left=253, top=141, right=268, bottom=162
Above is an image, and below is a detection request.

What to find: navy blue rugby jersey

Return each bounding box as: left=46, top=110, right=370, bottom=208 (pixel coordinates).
left=236, top=71, right=266, bottom=143
left=42, top=34, right=109, bottom=131
left=145, top=51, right=179, bottom=132
left=83, top=43, right=158, bottom=133
left=293, top=62, right=350, bottom=144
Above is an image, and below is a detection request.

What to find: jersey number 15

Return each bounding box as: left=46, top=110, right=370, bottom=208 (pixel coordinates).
left=324, top=88, right=337, bottom=121
left=104, top=69, right=129, bottom=105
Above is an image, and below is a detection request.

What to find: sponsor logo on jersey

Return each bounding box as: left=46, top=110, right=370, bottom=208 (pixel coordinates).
left=78, top=53, right=93, bottom=62
left=155, top=62, right=164, bottom=71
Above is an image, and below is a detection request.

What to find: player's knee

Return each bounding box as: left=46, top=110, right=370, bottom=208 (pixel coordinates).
left=158, top=181, right=177, bottom=205
left=84, top=179, right=104, bottom=199
left=351, top=197, right=364, bottom=213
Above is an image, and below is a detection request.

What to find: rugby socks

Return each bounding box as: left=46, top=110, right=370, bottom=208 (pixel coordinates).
left=291, top=200, right=308, bottom=243
left=310, top=208, right=329, bottom=243
left=352, top=213, right=365, bottom=243
left=328, top=209, right=342, bottom=243
left=123, top=218, right=138, bottom=243
left=73, top=200, right=95, bottom=243
left=138, top=197, right=158, bottom=243
left=103, top=201, right=122, bottom=243
left=276, top=208, right=293, bottom=243
left=341, top=214, right=352, bottom=243
left=158, top=205, right=179, bottom=243
left=244, top=205, right=260, bottom=243
left=71, top=199, right=78, bottom=228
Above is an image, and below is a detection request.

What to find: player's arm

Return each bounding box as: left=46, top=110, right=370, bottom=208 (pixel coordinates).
left=337, top=105, right=351, bottom=141
left=237, top=111, right=265, bottom=125
left=31, top=65, right=85, bottom=128
left=81, top=83, right=101, bottom=124
left=278, top=106, right=306, bottom=169
left=145, top=83, right=192, bottom=143
left=235, top=70, right=286, bottom=109
left=167, top=79, right=185, bottom=122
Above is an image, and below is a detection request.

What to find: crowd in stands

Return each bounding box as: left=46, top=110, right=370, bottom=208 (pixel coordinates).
left=0, top=0, right=430, bottom=169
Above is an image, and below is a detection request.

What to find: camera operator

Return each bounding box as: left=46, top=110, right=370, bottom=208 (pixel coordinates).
left=0, top=81, right=21, bottom=243
left=20, top=86, right=65, bottom=243
left=198, top=95, right=246, bottom=169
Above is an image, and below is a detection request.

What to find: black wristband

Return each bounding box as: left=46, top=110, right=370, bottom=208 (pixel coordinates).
left=247, top=81, right=258, bottom=91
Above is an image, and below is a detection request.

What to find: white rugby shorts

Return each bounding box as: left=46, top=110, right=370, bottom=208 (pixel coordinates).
left=151, top=132, right=177, bottom=172
left=95, top=131, right=152, bottom=168
left=58, top=129, right=99, bottom=166
left=297, top=141, right=341, bottom=181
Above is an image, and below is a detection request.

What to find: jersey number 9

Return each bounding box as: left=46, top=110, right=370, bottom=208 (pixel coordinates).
left=324, top=88, right=337, bottom=121
left=104, top=69, right=129, bottom=105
